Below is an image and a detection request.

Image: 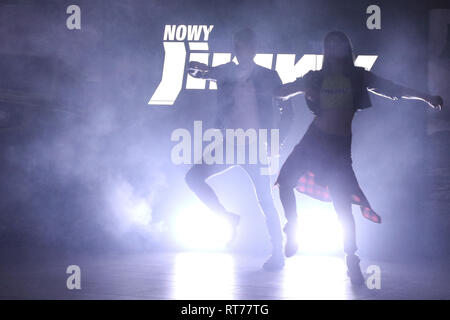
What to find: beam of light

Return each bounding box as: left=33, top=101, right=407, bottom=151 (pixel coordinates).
left=281, top=255, right=347, bottom=299
left=171, top=252, right=235, bottom=299
left=296, top=198, right=344, bottom=255
left=173, top=204, right=234, bottom=250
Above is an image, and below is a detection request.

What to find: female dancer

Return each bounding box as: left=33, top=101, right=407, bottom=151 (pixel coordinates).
left=274, top=31, right=443, bottom=285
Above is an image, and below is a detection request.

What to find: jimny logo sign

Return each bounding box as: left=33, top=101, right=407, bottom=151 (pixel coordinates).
left=148, top=24, right=379, bottom=106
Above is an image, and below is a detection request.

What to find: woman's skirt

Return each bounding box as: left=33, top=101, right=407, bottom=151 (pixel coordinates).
left=276, top=122, right=381, bottom=223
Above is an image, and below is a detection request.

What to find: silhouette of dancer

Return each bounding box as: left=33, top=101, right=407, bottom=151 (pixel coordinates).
left=185, top=28, right=293, bottom=271
left=274, top=31, right=443, bottom=284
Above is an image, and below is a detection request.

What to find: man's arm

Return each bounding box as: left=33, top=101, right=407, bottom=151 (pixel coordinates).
left=276, top=98, right=293, bottom=145
left=274, top=76, right=307, bottom=100
left=364, top=71, right=443, bottom=111
left=272, top=73, right=295, bottom=147
left=187, top=61, right=225, bottom=81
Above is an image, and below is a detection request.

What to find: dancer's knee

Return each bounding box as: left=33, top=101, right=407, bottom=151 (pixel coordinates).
left=185, top=166, right=206, bottom=188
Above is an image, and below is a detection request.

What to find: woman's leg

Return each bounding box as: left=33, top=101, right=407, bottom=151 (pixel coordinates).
left=278, top=183, right=297, bottom=221
left=329, top=186, right=357, bottom=256
left=278, top=181, right=300, bottom=257
left=275, top=146, right=307, bottom=257
left=329, top=177, right=364, bottom=285
left=275, top=145, right=307, bottom=223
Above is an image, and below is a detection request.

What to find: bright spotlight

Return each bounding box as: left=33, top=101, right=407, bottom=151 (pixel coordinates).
left=172, top=252, right=235, bottom=299
left=174, top=204, right=234, bottom=250
left=282, top=255, right=347, bottom=299
left=296, top=201, right=344, bottom=255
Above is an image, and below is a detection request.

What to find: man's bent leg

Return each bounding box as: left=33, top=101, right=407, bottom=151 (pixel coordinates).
left=185, top=163, right=231, bottom=215
left=185, top=163, right=240, bottom=245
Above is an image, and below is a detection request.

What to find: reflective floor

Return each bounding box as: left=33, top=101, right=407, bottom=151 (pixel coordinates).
left=0, top=251, right=449, bottom=299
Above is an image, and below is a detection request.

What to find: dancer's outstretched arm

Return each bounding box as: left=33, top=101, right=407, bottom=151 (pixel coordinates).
left=365, top=71, right=444, bottom=111
left=187, top=61, right=224, bottom=81
left=274, top=77, right=307, bottom=100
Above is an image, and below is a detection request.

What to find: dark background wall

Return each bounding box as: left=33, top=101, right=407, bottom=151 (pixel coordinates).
left=0, top=0, right=448, bottom=259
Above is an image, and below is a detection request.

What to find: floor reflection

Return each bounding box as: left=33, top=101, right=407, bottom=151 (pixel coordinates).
left=281, top=255, right=348, bottom=299
left=3, top=251, right=448, bottom=299
left=171, top=252, right=236, bottom=299
left=171, top=252, right=351, bottom=299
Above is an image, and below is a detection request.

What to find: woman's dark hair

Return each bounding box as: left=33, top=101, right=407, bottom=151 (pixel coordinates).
left=322, top=31, right=355, bottom=74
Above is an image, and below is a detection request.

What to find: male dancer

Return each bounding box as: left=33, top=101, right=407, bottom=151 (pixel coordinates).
left=185, top=28, right=292, bottom=271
